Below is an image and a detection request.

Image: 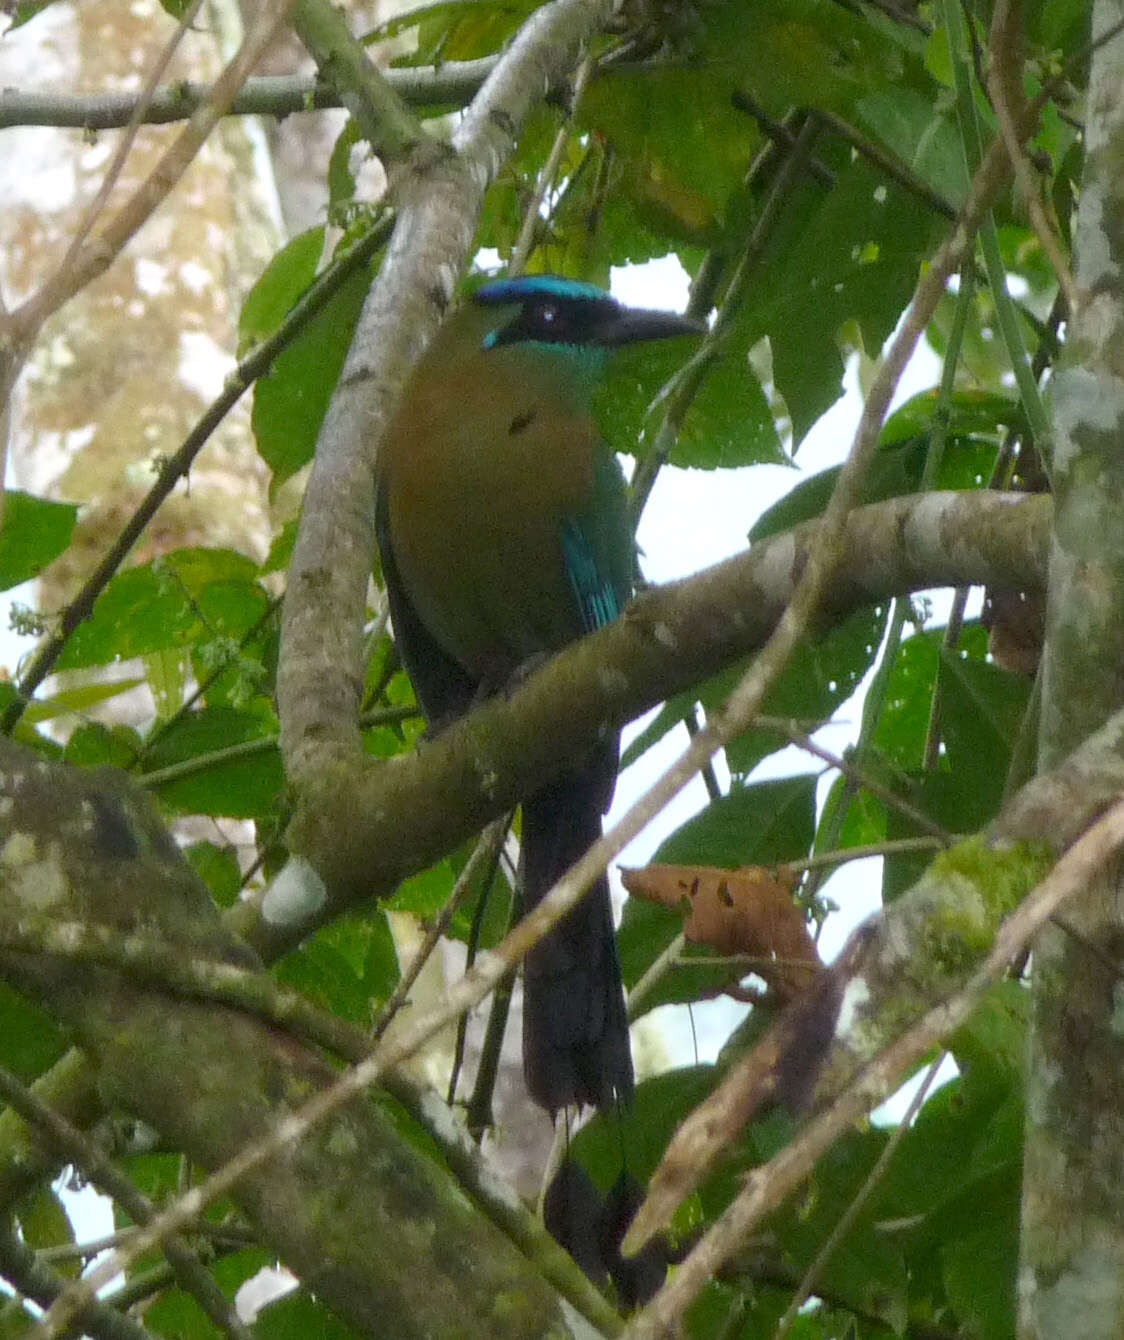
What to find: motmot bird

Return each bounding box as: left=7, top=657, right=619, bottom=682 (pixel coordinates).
left=375, top=276, right=701, bottom=1112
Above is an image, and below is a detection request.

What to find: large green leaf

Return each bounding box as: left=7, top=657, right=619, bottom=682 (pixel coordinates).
left=243, top=228, right=370, bottom=489
left=255, top=1291, right=365, bottom=1340
left=580, top=66, right=759, bottom=244
left=572, top=1065, right=717, bottom=1191
left=654, top=774, right=816, bottom=868
left=0, top=981, right=66, bottom=1079
left=141, top=705, right=282, bottom=819
left=55, top=549, right=261, bottom=670
left=699, top=0, right=913, bottom=118
left=394, top=0, right=537, bottom=61
left=936, top=648, right=1030, bottom=824
left=874, top=622, right=993, bottom=773
left=743, top=154, right=943, bottom=445
left=0, top=491, right=76, bottom=592
left=274, top=909, right=399, bottom=1026
left=855, top=87, right=966, bottom=207
left=756, top=1125, right=908, bottom=1332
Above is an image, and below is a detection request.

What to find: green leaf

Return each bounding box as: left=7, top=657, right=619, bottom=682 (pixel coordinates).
left=240, top=229, right=323, bottom=348
left=397, top=0, right=537, bottom=62
left=875, top=623, right=993, bottom=773
left=275, top=910, right=400, bottom=1021
left=14, top=1188, right=75, bottom=1274
left=654, top=774, right=817, bottom=867
left=22, top=677, right=145, bottom=725
left=255, top=1291, right=364, bottom=1340
left=141, top=1288, right=222, bottom=1339
left=881, top=387, right=1022, bottom=447
left=765, top=1126, right=909, bottom=1331
left=0, top=491, right=76, bottom=592
left=262, top=518, right=299, bottom=574
left=942, top=1195, right=1018, bottom=1339
left=729, top=604, right=888, bottom=775
left=581, top=66, right=759, bottom=242
left=64, top=721, right=144, bottom=770
left=184, top=841, right=243, bottom=908
left=617, top=896, right=733, bottom=1010
left=701, top=0, right=910, bottom=117
left=855, top=88, right=965, bottom=206
left=1027, top=0, right=1090, bottom=52
left=743, top=154, right=943, bottom=445
left=623, top=606, right=886, bottom=778
left=55, top=549, right=260, bottom=671
left=387, top=859, right=457, bottom=918
left=674, top=340, right=786, bottom=470
left=950, top=980, right=1028, bottom=1093
left=571, top=1066, right=717, bottom=1191
left=0, top=981, right=66, bottom=1079
left=5, top=0, right=57, bottom=28
left=244, top=229, right=370, bottom=489
left=750, top=433, right=997, bottom=542
left=142, top=706, right=282, bottom=819
left=936, top=648, right=1030, bottom=824
left=881, top=770, right=992, bottom=903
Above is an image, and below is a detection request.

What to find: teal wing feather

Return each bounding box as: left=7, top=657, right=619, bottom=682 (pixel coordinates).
left=559, top=448, right=633, bottom=634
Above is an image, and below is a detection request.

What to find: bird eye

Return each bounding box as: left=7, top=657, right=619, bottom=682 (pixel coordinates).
left=539, top=303, right=558, bottom=325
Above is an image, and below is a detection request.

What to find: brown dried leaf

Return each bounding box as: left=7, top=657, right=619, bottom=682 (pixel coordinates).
left=621, top=863, right=823, bottom=1000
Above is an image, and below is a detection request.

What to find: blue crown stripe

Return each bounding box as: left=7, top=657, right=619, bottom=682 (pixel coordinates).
left=474, top=276, right=608, bottom=306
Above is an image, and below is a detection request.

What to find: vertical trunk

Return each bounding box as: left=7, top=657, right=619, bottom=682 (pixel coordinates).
left=1021, top=4, right=1124, bottom=1335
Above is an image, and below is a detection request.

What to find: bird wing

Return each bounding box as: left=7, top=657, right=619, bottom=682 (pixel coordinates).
left=558, top=447, right=633, bottom=637
left=375, top=479, right=478, bottom=726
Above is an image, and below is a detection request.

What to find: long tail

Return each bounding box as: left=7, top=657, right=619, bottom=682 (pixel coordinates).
left=519, top=748, right=634, bottom=1112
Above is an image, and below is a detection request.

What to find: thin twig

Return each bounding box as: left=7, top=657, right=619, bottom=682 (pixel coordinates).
left=772, top=1051, right=947, bottom=1338
left=0, top=1225, right=154, bottom=1340
left=371, top=816, right=510, bottom=1040
left=627, top=931, right=686, bottom=1020
left=57, top=0, right=205, bottom=289
left=757, top=717, right=953, bottom=840
left=0, top=61, right=497, bottom=130
left=630, top=115, right=825, bottom=520
left=986, top=1, right=1078, bottom=312
left=0, top=917, right=619, bottom=1338
left=509, top=54, right=593, bottom=274
left=816, top=108, right=957, bottom=220
left=779, top=834, right=952, bottom=874
left=920, top=256, right=976, bottom=771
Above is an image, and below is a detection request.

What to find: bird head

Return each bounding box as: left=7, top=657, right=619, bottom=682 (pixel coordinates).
left=474, top=275, right=704, bottom=357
